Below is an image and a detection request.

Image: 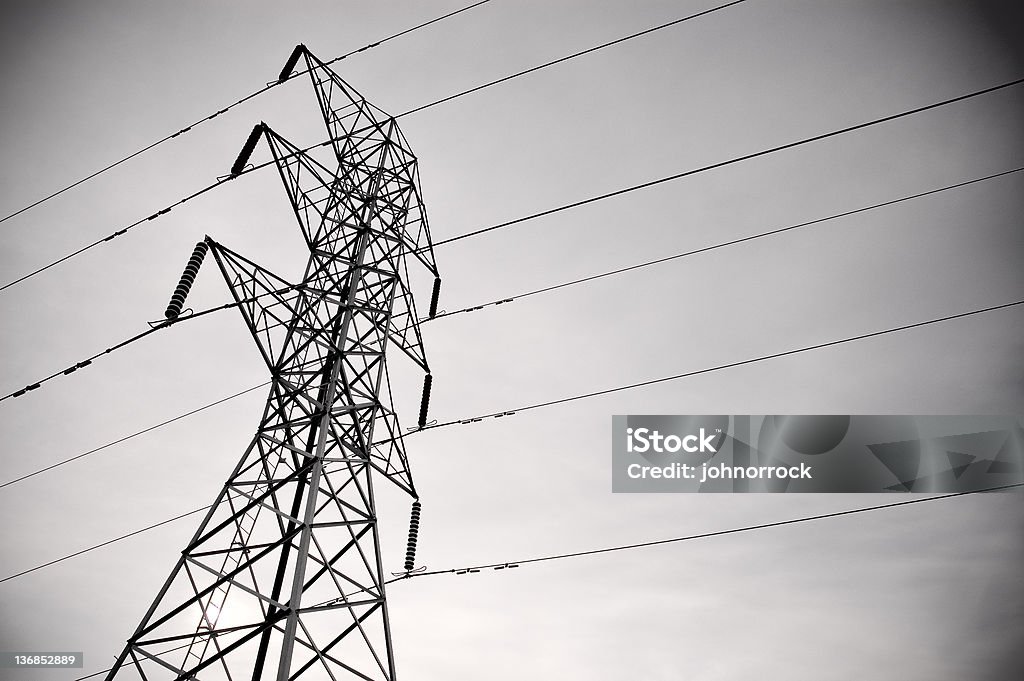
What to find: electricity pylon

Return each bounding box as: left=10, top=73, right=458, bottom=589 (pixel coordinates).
left=105, top=46, right=439, bottom=681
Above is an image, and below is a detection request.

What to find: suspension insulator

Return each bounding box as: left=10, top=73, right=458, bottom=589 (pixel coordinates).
left=417, top=374, right=433, bottom=429
left=164, top=241, right=209, bottom=319
left=230, top=123, right=266, bottom=176
left=278, top=44, right=306, bottom=83
left=403, top=500, right=422, bottom=571
left=428, top=277, right=442, bottom=318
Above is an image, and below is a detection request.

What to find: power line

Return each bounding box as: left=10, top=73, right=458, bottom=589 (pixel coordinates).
left=387, top=482, right=1024, bottom=583
left=1, top=298, right=1019, bottom=582
left=430, top=76, right=1024, bottom=248
left=3, top=165, right=1019, bottom=410
left=394, top=0, right=748, bottom=118
left=6, top=162, right=1015, bottom=411
left=5, top=4, right=1014, bottom=663
left=71, top=641, right=197, bottom=681
left=0, top=383, right=269, bottom=490
left=1, top=0, right=739, bottom=230
left=0, top=0, right=494, bottom=227
left=6, top=295, right=1020, bottom=493
left=0, top=0, right=747, bottom=296
left=73, top=670, right=108, bottom=681
left=62, top=483, right=1024, bottom=681
left=0, top=129, right=326, bottom=293
left=0, top=505, right=210, bottom=585
left=421, top=297, right=1024, bottom=430
left=5, top=75, right=1021, bottom=297
left=0, top=176, right=227, bottom=293
left=71, top=638, right=223, bottom=681
left=4, top=476, right=1019, bottom=589
left=2, top=94, right=1019, bottom=530
left=0, top=287, right=294, bottom=404
left=429, top=166, right=1024, bottom=320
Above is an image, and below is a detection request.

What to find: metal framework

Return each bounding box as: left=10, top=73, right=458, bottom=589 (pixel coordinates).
left=106, top=47, right=438, bottom=681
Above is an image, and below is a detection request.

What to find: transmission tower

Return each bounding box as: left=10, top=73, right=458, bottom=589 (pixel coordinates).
left=105, top=46, right=440, bottom=681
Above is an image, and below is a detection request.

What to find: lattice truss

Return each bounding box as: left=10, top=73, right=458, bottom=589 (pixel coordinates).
left=106, top=48, right=438, bottom=681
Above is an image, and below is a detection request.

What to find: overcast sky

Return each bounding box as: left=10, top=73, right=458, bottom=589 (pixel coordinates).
left=1, top=1, right=1023, bottom=680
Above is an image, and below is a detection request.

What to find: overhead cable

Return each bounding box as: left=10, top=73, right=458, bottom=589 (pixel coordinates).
left=6, top=34, right=1016, bottom=295
left=66, top=479, right=1020, bottom=681
left=429, top=166, right=1024, bottom=320
left=6, top=296, right=1019, bottom=491
left=5, top=480, right=1018, bottom=589
left=0, top=383, right=270, bottom=490
left=0, top=287, right=294, bottom=404
left=387, top=482, right=1024, bottom=583
left=0, top=505, right=211, bottom=584
left=0, top=0, right=494, bottom=227
left=429, top=77, right=1024, bottom=248
left=0, top=0, right=742, bottom=289
left=419, top=298, right=1024, bottom=430
left=394, top=0, right=749, bottom=118
left=3, top=165, right=1019, bottom=407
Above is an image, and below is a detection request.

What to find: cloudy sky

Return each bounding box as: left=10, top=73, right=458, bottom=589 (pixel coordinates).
left=1, top=1, right=1022, bottom=680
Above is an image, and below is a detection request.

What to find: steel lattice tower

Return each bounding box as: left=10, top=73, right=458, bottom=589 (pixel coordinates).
left=105, top=47, right=439, bottom=681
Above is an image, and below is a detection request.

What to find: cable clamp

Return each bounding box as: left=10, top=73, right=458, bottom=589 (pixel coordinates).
left=63, top=360, right=93, bottom=373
